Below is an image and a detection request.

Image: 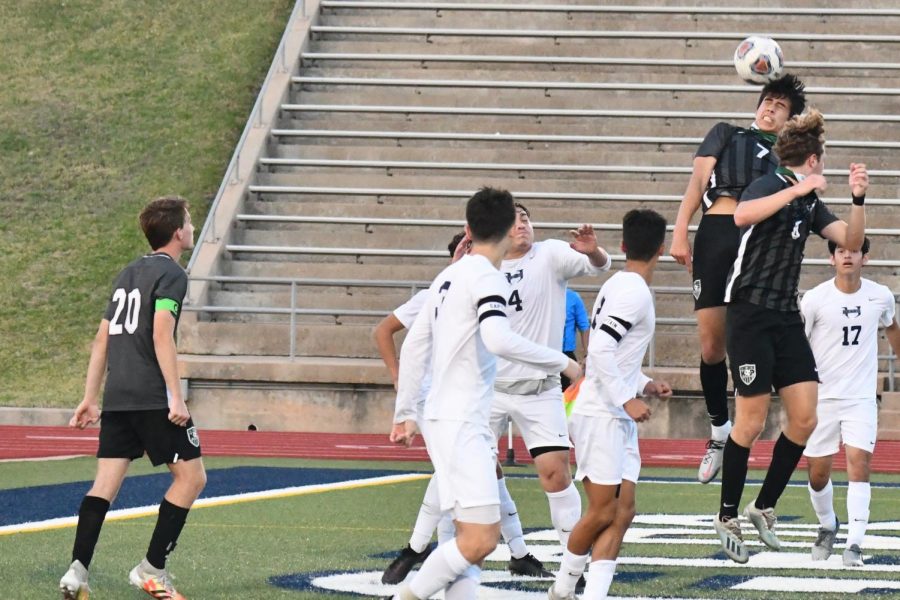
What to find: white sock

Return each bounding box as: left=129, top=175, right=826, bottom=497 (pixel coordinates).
left=711, top=421, right=732, bottom=442
left=546, top=483, right=582, bottom=548
left=846, top=481, right=871, bottom=547
left=552, top=548, right=590, bottom=596
left=437, top=512, right=456, bottom=545
left=808, top=480, right=837, bottom=531
left=444, top=564, right=481, bottom=600
left=583, top=559, right=616, bottom=599
left=409, top=476, right=442, bottom=553
left=408, top=538, right=471, bottom=598
left=497, top=477, right=528, bottom=559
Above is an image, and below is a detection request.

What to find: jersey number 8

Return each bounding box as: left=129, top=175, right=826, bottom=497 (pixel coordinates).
left=109, top=288, right=141, bottom=335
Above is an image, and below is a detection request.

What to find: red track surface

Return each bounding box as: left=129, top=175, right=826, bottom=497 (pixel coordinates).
left=3, top=425, right=900, bottom=473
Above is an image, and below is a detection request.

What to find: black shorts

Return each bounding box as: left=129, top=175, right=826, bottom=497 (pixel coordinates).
left=692, top=214, right=741, bottom=310
left=726, top=301, right=819, bottom=396
left=98, top=409, right=202, bottom=466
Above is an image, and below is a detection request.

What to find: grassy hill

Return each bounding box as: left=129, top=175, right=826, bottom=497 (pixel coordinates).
left=0, top=0, right=294, bottom=407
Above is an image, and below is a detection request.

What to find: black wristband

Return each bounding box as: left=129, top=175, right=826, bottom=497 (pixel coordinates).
left=852, top=194, right=866, bottom=206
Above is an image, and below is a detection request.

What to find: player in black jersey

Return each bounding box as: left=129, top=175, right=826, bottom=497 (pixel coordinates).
left=59, top=197, right=205, bottom=600
left=713, top=109, right=868, bottom=563
left=670, top=75, right=807, bottom=484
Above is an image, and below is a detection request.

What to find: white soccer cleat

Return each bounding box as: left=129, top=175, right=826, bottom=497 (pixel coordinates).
left=843, top=544, right=865, bottom=567
left=698, top=439, right=726, bottom=484
left=743, top=502, right=781, bottom=551
left=714, top=514, right=749, bottom=564
left=129, top=558, right=186, bottom=600
left=547, top=583, right=577, bottom=600
left=59, top=559, right=90, bottom=600
left=811, top=517, right=839, bottom=561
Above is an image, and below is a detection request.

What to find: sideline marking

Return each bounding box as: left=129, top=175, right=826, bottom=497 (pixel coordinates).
left=0, top=472, right=429, bottom=537
left=733, top=576, right=900, bottom=593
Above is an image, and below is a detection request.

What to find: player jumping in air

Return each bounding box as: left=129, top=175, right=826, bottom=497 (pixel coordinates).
left=387, top=188, right=580, bottom=600
left=801, top=238, right=900, bottom=566
left=59, top=197, right=206, bottom=600
left=549, top=209, right=672, bottom=600
left=714, top=109, right=868, bottom=563
left=670, top=75, right=807, bottom=483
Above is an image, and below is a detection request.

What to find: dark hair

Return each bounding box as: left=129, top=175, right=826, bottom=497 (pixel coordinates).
left=774, top=108, right=825, bottom=167
left=758, top=73, right=806, bottom=117
left=139, top=196, right=189, bottom=250
left=448, top=231, right=466, bottom=257
left=514, top=202, right=530, bottom=217
left=622, top=209, right=667, bottom=261
left=828, top=237, right=870, bottom=256
left=465, top=187, right=516, bottom=243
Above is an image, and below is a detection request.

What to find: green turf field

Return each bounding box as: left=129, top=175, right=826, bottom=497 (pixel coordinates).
left=3, top=457, right=900, bottom=598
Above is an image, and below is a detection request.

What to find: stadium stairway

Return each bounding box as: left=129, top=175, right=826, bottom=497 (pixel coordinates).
left=182, top=0, right=900, bottom=435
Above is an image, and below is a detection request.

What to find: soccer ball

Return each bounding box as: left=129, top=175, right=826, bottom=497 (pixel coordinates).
left=733, top=36, right=784, bottom=84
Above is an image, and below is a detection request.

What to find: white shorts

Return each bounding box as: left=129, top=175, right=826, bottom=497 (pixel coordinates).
left=490, top=387, right=570, bottom=454
left=804, top=398, right=878, bottom=458
left=569, top=413, right=641, bottom=485
left=421, top=419, right=500, bottom=520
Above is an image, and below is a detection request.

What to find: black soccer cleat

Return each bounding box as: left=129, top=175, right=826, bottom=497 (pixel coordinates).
left=508, top=552, right=553, bottom=577
left=381, top=544, right=433, bottom=584
left=575, top=573, right=587, bottom=593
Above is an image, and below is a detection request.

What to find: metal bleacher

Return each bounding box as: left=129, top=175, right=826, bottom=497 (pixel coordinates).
left=181, top=0, right=900, bottom=432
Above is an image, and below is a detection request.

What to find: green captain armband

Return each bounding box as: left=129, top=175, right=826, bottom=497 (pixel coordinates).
left=155, top=298, right=180, bottom=315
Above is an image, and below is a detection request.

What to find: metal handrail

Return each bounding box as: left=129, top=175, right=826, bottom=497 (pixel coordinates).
left=222, top=246, right=900, bottom=267
left=301, top=52, right=900, bottom=71
left=280, top=103, right=900, bottom=123
left=186, top=0, right=307, bottom=274
left=310, top=26, right=900, bottom=43
left=291, top=76, right=900, bottom=97
left=234, top=214, right=900, bottom=237
left=246, top=185, right=900, bottom=206
left=272, top=127, right=900, bottom=149
left=319, top=1, right=900, bottom=16
left=258, top=157, right=900, bottom=178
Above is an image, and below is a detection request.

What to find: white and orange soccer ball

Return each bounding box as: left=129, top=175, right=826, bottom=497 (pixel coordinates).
left=734, top=36, right=784, bottom=84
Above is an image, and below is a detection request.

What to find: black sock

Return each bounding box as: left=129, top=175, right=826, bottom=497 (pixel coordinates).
left=719, top=436, right=750, bottom=520
left=700, top=358, right=730, bottom=427
left=72, top=495, right=110, bottom=568
left=755, top=433, right=805, bottom=510
left=146, top=499, right=190, bottom=569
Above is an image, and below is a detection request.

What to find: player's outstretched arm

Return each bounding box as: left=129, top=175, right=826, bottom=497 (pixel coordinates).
left=153, top=310, right=189, bottom=427
left=671, top=156, right=717, bottom=272
left=568, top=224, right=610, bottom=269
left=394, top=305, right=433, bottom=426
left=71, top=320, right=109, bottom=429
left=372, top=313, right=406, bottom=389
left=480, top=314, right=574, bottom=377
left=820, top=163, right=868, bottom=252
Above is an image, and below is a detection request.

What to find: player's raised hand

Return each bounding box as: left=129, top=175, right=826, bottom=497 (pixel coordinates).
left=669, top=234, right=693, bottom=274
left=643, top=380, right=673, bottom=398
left=797, top=173, right=827, bottom=196
left=849, top=163, right=869, bottom=198
left=623, top=397, right=651, bottom=422
left=569, top=224, right=599, bottom=255
left=69, top=401, right=100, bottom=429
left=168, top=397, right=191, bottom=427
left=389, top=420, right=418, bottom=448
left=451, top=232, right=471, bottom=264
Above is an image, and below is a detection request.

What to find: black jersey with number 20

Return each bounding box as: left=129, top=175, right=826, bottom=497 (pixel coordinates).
left=102, top=253, right=188, bottom=411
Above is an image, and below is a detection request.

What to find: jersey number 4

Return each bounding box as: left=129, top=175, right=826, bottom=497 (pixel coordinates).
left=842, top=325, right=861, bottom=346
left=508, top=290, right=523, bottom=312
left=109, top=288, right=141, bottom=335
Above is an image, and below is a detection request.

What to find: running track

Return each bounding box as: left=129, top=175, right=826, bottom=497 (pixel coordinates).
left=3, top=425, right=900, bottom=473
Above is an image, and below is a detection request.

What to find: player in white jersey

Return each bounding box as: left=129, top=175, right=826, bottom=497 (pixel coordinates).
left=800, top=238, right=900, bottom=566
left=377, top=232, right=549, bottom=583
left=388, top=188, right=581, bottom=600
left=549, top=209, right=672, bottom=600
left=491, top=204, right=612, bottom=557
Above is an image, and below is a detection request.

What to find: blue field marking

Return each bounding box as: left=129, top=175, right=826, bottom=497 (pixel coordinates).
left=0, top=467, right=408, bottom=526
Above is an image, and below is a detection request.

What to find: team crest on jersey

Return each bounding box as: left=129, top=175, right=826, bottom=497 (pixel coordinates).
left=739, top=364, right=757, bottom=385
left=692, top=279, right=702, bottom=300
left=186, top=427, right=200, bottom=447
left=842, top=305, right=862, bottom=318
left=505, top=269, right=524, bottom=284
